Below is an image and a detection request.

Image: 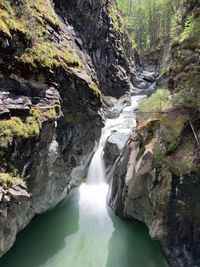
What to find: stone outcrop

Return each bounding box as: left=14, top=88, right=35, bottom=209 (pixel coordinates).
left=108, top=117, right=200, bottom=267
left=54, top=0, right=141, bottom=97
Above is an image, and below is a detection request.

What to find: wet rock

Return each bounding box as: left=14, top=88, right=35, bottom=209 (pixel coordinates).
left=0, top=101, right=10, bottom=119
left=142, top=71, right=156, bottom=82
left=132, top=75, right=149, bottom=90
left=70, top=152, right=93, bottom=186
left=0, top=38, right=9, bottom=49
left=145, top=82, right=157, bottom=96
left=104, top=131, right=130, bottom=170
left=130, top=85, right=145, bottom=96
left=0, top=188, right=6, bottom=202
left=105, top=94, right=131, bottom=119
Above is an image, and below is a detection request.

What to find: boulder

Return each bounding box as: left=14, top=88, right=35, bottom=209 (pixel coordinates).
left=104, top=131, right=130, bottom=171
left=142, top=71, right=156, bottom=82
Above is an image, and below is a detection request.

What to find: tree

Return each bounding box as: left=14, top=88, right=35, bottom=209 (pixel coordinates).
left=117, top=0, right=182, bottom=52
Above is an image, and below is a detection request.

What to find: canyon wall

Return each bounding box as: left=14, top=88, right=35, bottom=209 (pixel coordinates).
left=0, top=0, right=137, bottom=256
left=108, top=1, right=200, bottom=267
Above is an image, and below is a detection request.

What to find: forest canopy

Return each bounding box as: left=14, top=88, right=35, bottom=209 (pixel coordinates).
left=116, top=0, right=185, bottom=52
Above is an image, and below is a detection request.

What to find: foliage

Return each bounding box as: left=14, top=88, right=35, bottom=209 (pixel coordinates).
left=172, top=89, right=197, bottom=109
left=0, top=116, right=41, bottom=148
left=116, top=0, right=185, bottom=52
left=180, top=15, right=200, bottom=44
left=0, top=172, right=25, bottom=190
left=109, top=4, right=124, bottom=32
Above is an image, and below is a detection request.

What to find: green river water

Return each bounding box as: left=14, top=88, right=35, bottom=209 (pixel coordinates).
left=0, top=183, right=168, bottom=267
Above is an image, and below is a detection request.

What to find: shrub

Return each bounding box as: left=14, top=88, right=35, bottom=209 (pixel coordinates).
left=0, top=172, right=25, bottom=190
left=0, top=116, right=41, bottom=148
left=181, top=15, right=200, bottom=44
left=172, top=89, right=197, bottom=109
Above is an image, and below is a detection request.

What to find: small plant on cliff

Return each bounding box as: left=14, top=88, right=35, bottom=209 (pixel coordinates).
left=0, top=116, right=41, bottom=148
left=172, top=89, right=200, bottom=151
left=180, top=14, right=200, bottom=44
left=172, top=89, right=197, bottom=109
left=0, top=172, right=25, bottom=190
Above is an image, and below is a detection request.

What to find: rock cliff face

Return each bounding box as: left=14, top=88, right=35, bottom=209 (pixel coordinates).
left=0, top=0, right=137, bottom=256
left=108, top=2, right=200, bottom=267
left=108, top=129, right=200, bottom=267
left=54, top=0, right=140, bottom=97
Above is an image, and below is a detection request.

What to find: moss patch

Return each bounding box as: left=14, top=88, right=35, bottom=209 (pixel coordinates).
left=0, top=0, right=59, bottom=37
left=20, top=42, right=81, bottom=69
left=166, top=135, right=196, bottom=176
left=109, top=5, right=124, bottom=33
left=0, top=172, right=25, bottom=190
left=0, top=0, right=28, bottom=37
left=0, top=116, right=41, bottom=148
left=89, top=81, right=101, bottom=96
left=138, top=88, right=171, bottom=114
left=0, top=102, right=60, bottom=148
left=138, top=89, right=189, bottom=153
left=0, top=0, right=81, bottom=70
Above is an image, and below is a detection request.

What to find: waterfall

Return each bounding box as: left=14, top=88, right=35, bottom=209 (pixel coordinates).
left=87, top=148, right=105, bottom=184
left=86, top=95, right=146, bottom=185
left=87, top=124, right=114, bottom=184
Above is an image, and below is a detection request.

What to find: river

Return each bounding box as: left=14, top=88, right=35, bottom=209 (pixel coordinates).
left=0, top=95, right=169, bottom=267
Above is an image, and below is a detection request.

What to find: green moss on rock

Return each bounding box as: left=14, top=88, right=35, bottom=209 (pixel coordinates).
left=20, top=42, right=81, bottom=69
left=0, top=0, right=59, bottom=37
left=0, top=102, right=61, bottom=148
left=0, top=172, right=25, bottom=190
left=109, top=5, right=124, bottom=33
left=0, top=0, right=82, bottom=70
left=0, top=116, right=41, bottom=148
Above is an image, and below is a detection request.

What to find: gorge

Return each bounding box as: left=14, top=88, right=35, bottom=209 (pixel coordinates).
left=0, top=94, right=168, bottom=267
left=0, top=0, right=200, bottom=267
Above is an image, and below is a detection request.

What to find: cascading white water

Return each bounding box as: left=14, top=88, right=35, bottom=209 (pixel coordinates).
left=86, top=95, right=146, bottom=185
